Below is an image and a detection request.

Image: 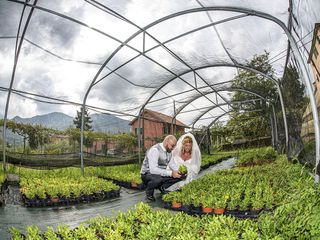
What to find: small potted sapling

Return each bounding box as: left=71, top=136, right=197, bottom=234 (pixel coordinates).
left=162, top=191, right=182, bottom=208
left=201, top=196, right=213, bottom=213
left=213, top=195, right=227, bottom=215
left=179, top=165, right=188, bottom=176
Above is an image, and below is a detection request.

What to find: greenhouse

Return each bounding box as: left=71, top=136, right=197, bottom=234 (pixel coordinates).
left=1, top=0, right=320, bottom=239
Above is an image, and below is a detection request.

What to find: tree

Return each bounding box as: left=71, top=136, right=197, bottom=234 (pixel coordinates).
left=4, top=121, right=50, bottom=152
left=73, top=106, right=93, bottom=131
left=279, top=64, right=308, bottom=153
left=228, top=51, right=276, bottom=140
left=210, top=121, right=232, bottom=147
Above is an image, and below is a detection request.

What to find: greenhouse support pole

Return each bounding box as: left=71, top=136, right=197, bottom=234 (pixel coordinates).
left=274, top=82, right=289, bottom=154
left=2, top=0, right=37, bottom=172
left=137, top=110, right=142, bottom=164
left=80, top=104, right=85, bottom=174
left=271, top=104, right=279, bottom=150
left=207, top=128, right=211, bottom=155
left=270, top=115, right=275, bottom=149
left=173, top=100, right=176, bottom=135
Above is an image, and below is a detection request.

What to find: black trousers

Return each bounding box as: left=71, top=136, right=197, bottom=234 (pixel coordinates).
left=141, top=173, right=183, bottom=197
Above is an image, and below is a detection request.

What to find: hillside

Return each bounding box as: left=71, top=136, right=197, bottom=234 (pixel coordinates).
left=11, top=112, right=130, bottom=133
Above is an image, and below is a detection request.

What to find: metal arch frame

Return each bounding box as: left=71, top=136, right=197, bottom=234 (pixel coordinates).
left=174, top=86, right=269, bottom=117
left=130, top=6, right=318, bottom=181
left=8, top=3, right=295, bottom=171
left=0, top=86, right=138, bottom=118
left=91, top=14, right=248, bottom=87
left=2, top=0, right=38, bottom=172
left=207, top=109, right=263, bottom=129
left=76, top=13, right=251, bottom=167
left=173, top=86, right=277, bottom=137
left=4, top=1, right=244, bottom=170
left=148, top=79, right=234, bottom=105
left=142, top=63, right=288, bottom=151
left=188, top=97, right=276, bottom=148
left=172, top=87, right=278, bottom=147
left=196, top=108, right=264, bottom=149
left=190, top=98, right=262, bottom=129
left=179, top=97, right=262, bottom=115
left=74, top=5, right=292, bottom=169
left=5, top=3, right=318, bottom=181
left=177, top=98, right=261, bottom=119
left=84, top=3, right=254, bottom=162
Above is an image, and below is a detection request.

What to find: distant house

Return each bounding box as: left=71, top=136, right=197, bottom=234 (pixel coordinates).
left=85, top=139, right=117, bottom=155
left=129, top=108, right=188, bottom=148
left=50, top=134, right=70, bottom=144
left=301, top=23, right=320, bottom=142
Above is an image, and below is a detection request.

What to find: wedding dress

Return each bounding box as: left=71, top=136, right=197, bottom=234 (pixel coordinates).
left=166, top=133, right=201, bottom=191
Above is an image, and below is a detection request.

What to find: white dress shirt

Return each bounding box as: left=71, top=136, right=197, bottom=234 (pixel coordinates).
left=148, top=143, right=179, bottom=176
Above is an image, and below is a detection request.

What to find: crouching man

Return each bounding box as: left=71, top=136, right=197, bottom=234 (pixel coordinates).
left=140, top=135, right=182, bottom=202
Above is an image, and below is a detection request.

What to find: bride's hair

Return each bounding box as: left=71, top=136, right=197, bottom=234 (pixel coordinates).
left=181, top=136, right=193, bottom=154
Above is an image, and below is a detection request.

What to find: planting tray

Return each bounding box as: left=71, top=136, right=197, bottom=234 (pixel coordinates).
left=22, top=189, right=121, bottom=207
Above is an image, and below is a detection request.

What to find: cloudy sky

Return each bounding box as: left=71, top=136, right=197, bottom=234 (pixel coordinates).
left=0, top=0, right=318, bottom=127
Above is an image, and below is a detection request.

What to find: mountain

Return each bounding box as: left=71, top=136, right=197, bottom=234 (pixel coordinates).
left=90, top=113, right=130, bottom=133
left=12, top=112, right=74, bottom=131
left=11, top=112, right=131, bottom=133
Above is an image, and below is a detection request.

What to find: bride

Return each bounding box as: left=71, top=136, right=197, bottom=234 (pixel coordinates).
left=166, top=132, right=201, bottom=191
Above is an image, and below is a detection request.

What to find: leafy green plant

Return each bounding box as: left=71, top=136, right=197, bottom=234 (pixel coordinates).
left=26, top=225, right=42, bottom=240
left=43, top=226, right=60, bottom=240
left=87, top=164, right=143, bottom=185
left=212, top=196, right=227, bottom=209
left=179, top=165, right=187, bottom=175
left=73, top=224, right=99, bottom=240
left=10, top=227, right=24, bottom=240
left=251, top=183, right=264, bottom=210
left=57, top=224, right=73, bottom=240
left=17, top=167, right=119, bottom=201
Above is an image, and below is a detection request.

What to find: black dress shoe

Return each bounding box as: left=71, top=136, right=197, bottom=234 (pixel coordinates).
left=159, top=186, right=169, bottom=194
left=146, top=195, right=156, bottom=202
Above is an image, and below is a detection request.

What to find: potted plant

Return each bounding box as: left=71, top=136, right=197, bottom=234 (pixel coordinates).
left=251, top=184, right=264, bottom=212
left=172, top=200, right=182, bottom=209
left=179, top=165, right=188, bottom=175
left=196, top=195, right=211, bottom=213
left=213, top=197, right=227, bottom=215
left=162, top=191, right=182, bottom=208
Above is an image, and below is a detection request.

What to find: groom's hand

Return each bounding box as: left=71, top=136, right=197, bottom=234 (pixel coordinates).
left=172, top=171, right=181, bottom=178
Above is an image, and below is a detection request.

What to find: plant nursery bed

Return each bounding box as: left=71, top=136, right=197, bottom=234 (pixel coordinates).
left=21, top=189, right=121, bottom=207
left=163, top=201, right=261, bottom=218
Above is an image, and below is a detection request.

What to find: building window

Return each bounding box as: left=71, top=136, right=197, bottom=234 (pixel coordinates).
left=163, top=123, right=171, bottom=134
left=134, top=128, right=143, bottom=135
left=317, top=35, right=320, bottom=45
left=314, top=47, right=319, bottom=59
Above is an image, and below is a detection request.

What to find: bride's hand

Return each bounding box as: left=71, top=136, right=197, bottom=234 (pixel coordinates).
left=172, top=171, right=181, bottom=178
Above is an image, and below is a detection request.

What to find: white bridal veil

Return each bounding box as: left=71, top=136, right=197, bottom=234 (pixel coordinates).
left=172, top=132, right=201, bottom=175
left=167, top=133, right=201, bottom=191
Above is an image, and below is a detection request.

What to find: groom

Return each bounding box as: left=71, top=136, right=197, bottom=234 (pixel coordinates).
left=140, top=135, right=182, bottom=202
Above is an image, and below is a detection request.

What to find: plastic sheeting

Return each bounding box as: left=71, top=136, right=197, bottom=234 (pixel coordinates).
left=1, top=0, right=319, bottom=127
